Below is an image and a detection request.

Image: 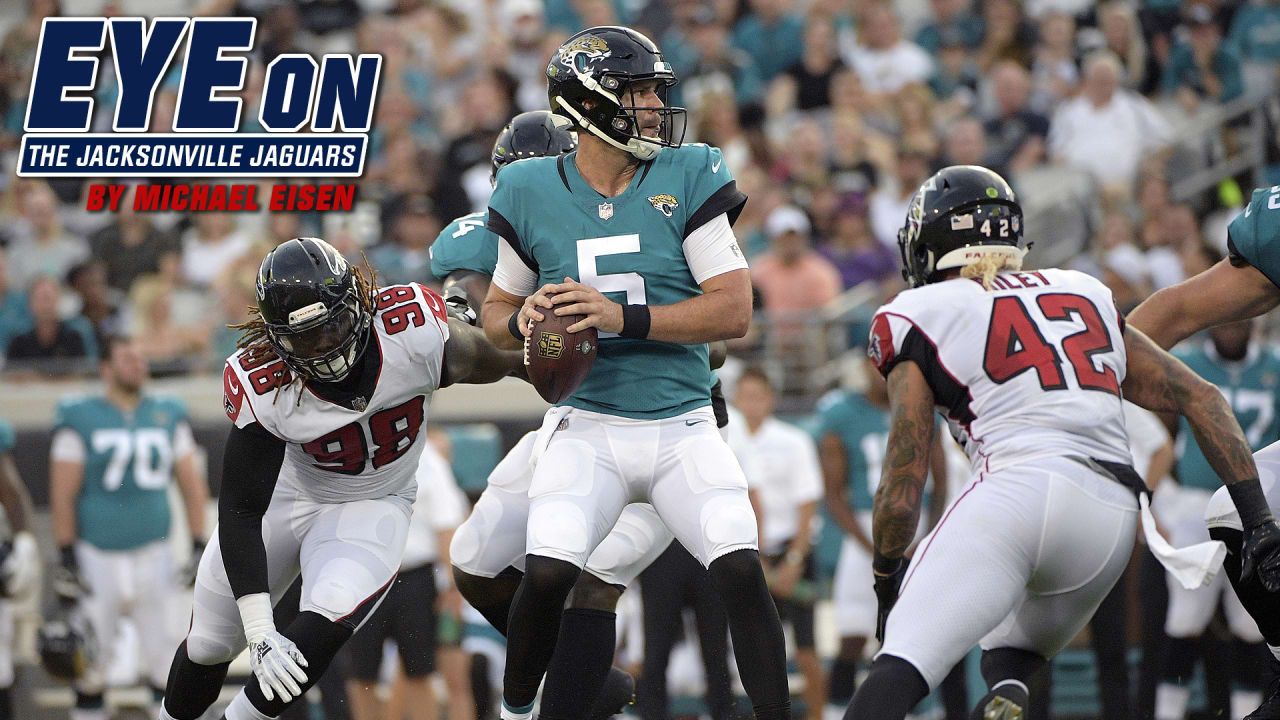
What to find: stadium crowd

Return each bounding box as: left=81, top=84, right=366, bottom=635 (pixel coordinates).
left=0, top=0, right=1279, bottom=717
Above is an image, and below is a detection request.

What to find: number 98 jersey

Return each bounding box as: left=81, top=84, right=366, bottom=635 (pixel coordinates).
left=868, top=268, right=1131, bottom=474
left=222, top=283, right=450, bottom=503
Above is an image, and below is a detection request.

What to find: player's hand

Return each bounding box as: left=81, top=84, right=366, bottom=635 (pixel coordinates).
left=772, top=559, right=803, bottom=598
left=1241, top=519, right=1280, bottom=592
left=248, top=630, right=310, bottom=702
left=872, top=557, right=907, bottom=644
left=176, top=540, right=206, bottom=588
left=443, top=286, right=478, bottom=326
left=549, top=278, right=623, bottom=334
left=1, top=532, right=39, bottom=599
left=53, top=546, right=88, bottom=601
left=517, top=284, right=559, bottom=337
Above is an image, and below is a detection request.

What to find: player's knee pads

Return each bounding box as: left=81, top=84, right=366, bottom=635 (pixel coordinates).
left=980, top=646, right=1047, bottom=688
left=699, top=494, right=759, bottom=559
left=570, top=571, right=624, bottom=612
left=522, top=555, right=582, bottom=603
left=162, top=641, right=231, bottom=720
left=1206, top=486, right=1244, bottom=533
left=708, top=548, right=768, bottom=596
left=302, top=564, right=393, bottom=631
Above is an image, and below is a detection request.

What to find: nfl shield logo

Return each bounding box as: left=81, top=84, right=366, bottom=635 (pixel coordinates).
left=598, top=202, right=613, bottom=220
left=351, top=396, right=367, bottom=412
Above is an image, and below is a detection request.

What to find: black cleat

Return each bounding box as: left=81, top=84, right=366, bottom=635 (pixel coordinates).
left=588, top=667, right=636, bottom=719
left=970, top=680, right=1029, bottom=720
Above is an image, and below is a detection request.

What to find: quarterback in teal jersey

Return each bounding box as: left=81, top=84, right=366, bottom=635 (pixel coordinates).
left=481, top=26, right=790, bottom=720
left=49, top=335, right=208, bottom=720
left=0, top=419, right=37, bottom=720
left=1131, top=185, right=1280, bottom=718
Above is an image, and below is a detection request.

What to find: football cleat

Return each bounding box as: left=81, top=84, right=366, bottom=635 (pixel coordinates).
left=1245, top=654, right=1280, bottom=719
left=970, top=680, right=1028, bottom=720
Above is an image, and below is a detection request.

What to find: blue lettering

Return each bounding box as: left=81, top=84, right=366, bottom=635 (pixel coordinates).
left=109, top=18, right=188, bottom=131
left=25, top=19, right=106, bottom=131
left=311, top=55, right=381, bottom=132
left=174, top=18, right=255, bottom=131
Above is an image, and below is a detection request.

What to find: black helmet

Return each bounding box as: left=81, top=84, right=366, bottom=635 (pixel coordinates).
left=491, top=110, right=577, bottom=185
left=546, top=26, right=686, bottom=160
left=898, top=165, right=1028, bottom=288
left=255, top=238, right=372, bottom=383
left=38, top=612, right=96, bottom=681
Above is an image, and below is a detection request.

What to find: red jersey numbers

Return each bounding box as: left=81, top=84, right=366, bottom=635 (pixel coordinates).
left=300, top=395, right=426, bottom=474
left=376, top=284, right=448, bottom=336
left=983, top=293, right=1119, bottom=396
left=237, top=352, right=292, bottom=396
left=868, top=313, right=897, bottom=377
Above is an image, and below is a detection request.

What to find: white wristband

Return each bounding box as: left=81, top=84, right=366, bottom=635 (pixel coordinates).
left=236, top=592, right=276, bottom=642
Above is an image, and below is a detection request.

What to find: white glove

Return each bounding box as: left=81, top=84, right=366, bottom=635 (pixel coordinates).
left=237, top=593, right=309, bottom=702
left=2, top=532, right=38, bottom=599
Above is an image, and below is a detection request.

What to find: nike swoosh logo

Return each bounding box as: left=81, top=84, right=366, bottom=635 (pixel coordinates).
left=711, top=157, right=722, bottom=173
left=227, top=376, right=240, bottom=395
left=1245, top=204, right=1253, bottom=217
left=685, top=419, right=707, bottom=426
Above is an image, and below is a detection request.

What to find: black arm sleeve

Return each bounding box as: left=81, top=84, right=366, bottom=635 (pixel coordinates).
left=218, top=422, right=285, bottom=599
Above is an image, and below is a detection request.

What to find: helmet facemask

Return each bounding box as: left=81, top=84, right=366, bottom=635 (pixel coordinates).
left=264, top=290, right=371, bottom=383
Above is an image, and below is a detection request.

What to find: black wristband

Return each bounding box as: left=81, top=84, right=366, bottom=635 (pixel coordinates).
left=508, top=311, right=523, bottom=341
left=620, top=304, right=651, bottom=339
left=192, top=538, right=207, bottom=556
left=872, top=549, right=902, bottom=576
left=59, top=545, right=77, bottom=570
left=1228, top=478, right=1275, bottom=529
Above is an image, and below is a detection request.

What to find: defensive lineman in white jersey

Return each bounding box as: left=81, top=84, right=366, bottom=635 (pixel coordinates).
left=157, top=238, right=520, bottom=720
left=844, top=166, right=1280, bottom=720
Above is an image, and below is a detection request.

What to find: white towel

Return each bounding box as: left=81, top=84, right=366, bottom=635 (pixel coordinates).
left=1141, top=492, right=1226, bottom=590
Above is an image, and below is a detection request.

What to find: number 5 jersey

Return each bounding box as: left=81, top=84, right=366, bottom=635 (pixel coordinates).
left=222, top=282, right=450, bottom=503
left=868, top=268, right=1132, bottom=474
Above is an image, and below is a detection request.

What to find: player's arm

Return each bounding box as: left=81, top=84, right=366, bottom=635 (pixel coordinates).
left=874, top=360, right=936, bottom=561
left=1128, top=259, right=1280, bottom=349
left=0, top=451, right=33, bottom=534
left=821, top=433, right=873, bottom=551
left=173, top=422, right=208, bottom=546
left=0, top=449, right=38, bottom=598
left=443, top=270, right=492, bottom=317
left=49, top=428, right=88, bottom=598
left=442, top=318, right=524, bottom=386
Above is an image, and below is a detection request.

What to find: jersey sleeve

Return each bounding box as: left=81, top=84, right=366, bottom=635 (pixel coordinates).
left=410, top=284, right=451, bottom=390
left=222, top=358, right=265, bottom=431
left=486, top=164, right=538, bottom=279
left=0, top=420, right=13, bottom=454
left=683, top=144, right=748, bottom=238
left=430, top=213, right=497, bottom=280
left=682, top=213, right=748, bottom=284
left=868, top=304, right=977, bottom=428
left=1227, top=187, right=1280, bottom=289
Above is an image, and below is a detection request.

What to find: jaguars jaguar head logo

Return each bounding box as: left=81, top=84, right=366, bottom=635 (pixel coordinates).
left=648, top=194, right=679, bottom=217
left=538, top=331, right=564, bottom=360
left=558, top=35, right=611, bottom=74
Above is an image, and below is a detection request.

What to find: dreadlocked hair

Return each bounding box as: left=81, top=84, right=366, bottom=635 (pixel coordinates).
left=227, top=253, right=380, bottom=405
left=960, top=252, right=1023, bottom=291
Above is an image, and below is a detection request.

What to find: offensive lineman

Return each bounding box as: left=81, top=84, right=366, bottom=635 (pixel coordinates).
left=845, top=165, right=1280, bottom=720
left=51, top=336, right=207, bottom=720
left=1130, top=185, right=1280, bottom=718
left=481, top=26, right=791, bottom=720
left=157, top=238, right=520, bottom=720
left=437, top=109, right=682, bottom=719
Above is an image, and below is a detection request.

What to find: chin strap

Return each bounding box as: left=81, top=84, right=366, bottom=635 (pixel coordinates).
left=554, top=96, right=660, bottom=161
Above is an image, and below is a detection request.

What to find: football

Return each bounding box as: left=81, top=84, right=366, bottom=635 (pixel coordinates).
left=525, top=301, right=598, bottom=403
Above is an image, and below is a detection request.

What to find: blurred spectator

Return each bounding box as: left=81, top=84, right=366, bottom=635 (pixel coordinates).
left=1026, top=0, right=1095, bottom=21
left=1029, top=12, right=1080, bottom=113
left=1096, top=212, right=1151, bottom=313
left=5, top=274, right=91, bottom=375
left=1049, top=51, right=1172, bottom=203
left=915, top=0, right=985, bottom=55
left=0, top=0, right=57, bottom=149
left=982, top=61, right=1049, bottom=176
left=928, top=29, right=982, bottom=114
left=297, top=0, right=363, bottom=38
left=1162, top=3, right=1245, bottom=108
left=818, top=195, right=898, bottom=289
left=438, top=71, right=513, bottom=218
left=828, top=112, right=887, bottom=197
left=209, top=269, right=256, bottom=370
left=369, top=194, right=441, bottom=287
left=0, top=247, right=31, bottom=355
left=781, top=15, right=845, bottom=111
left=6, top=181, right=89, bottom=286
left=732, top=0, right=805, bottom=84
left=66, top=261, right=126, bottom=352
left=842, top=2, right=933, bottom=96
left=752, top=205, right=842, bottom=314
left=128, top=258, right=211, bottom=369
left=87, top=186, right=179, bottom=294
left=771, top=118, right=831, bottom=204
left=180, top=212, right=251, bottom=289
left=681, top=7, right=765, bottom=108
left=941, top=116, right=988, bottom=168
left=691, top=90, right=750, bottom=177
left=1141, top=203, right=1197, bottom=291
left=869, top=148, right=931, bottom=247
left=501, top=0, right=554, bottom=112
left=976, top=0, right=1036, bottom=71
left=1099, top=0, right=1160, bottom=94
left=365, top=19, right=436, bottom=144
left=1228, top=0, right=1280, bottom=97
left=895, top=85, right=942, bottom=161
left=255, top=3, right=306, bottom=63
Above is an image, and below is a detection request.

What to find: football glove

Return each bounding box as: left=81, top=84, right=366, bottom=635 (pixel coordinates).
left=443, top=285, right=478, bottom=326
left=1241, top=519, right=1280, bottom=592
left=176, top=539, right=205, bottom=588
left=53, top=546, right=88, bottom=601
left=1, top=532, right=39, bottom=599
left=872, top=555, right=907, bottom=644
left=248, top=630, right=310, bottom=702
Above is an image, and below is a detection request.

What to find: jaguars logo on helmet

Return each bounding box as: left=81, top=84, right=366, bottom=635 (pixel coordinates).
left=547, top=26, right=687, bottom=161
left=647, top=194, right=679, bottom=217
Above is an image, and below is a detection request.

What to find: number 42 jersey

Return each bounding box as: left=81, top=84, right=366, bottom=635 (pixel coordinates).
left=222, top=283, right=450, bottom=503
left=868, top=268, right=1131, bottom=474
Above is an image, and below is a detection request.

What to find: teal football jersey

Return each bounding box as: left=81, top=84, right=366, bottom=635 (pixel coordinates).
left=816, top=391, right=890, bottom=510
left=1228, top=186, right=1280, bottom=288
left=54, top=394, right=190, bottom=550
left=1173, top=343, right=1280, bottom=490
left=487, top=144, right=747, bottom=418
left=0, top=419, right=13, bottom=454
left=430, top=211, right=498, bottom=279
